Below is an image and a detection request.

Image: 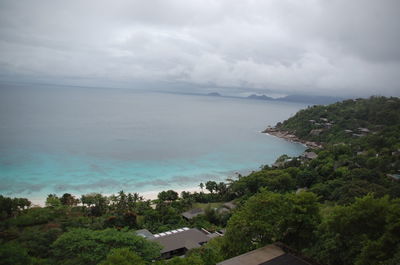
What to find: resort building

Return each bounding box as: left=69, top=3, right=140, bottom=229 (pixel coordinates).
left=136, top=227, right=217, bottom=259
left=302, top=151, right=318, bottom=160
left=217, top=245, right=312, bottom=265
left=181, top=208, right=205, bottom=220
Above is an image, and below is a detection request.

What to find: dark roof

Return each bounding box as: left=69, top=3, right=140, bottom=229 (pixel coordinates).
left=388, top=174, right=400, bottom=181
left=217, top=245, right=284, bottom=265
left=153, top=228, right=211, bottom=254
left=261, top=253, right=311, bottom=265
left=136, top=229, right=154, bottom=239
left=218, top=207, right=230, bottom=214
left=181, top=208, right=205, bottom=219
left=302, top=152, right=318, bottom=159
left=217, top=245, right=311, bottom=265
left=223, top=201, right=236, bottom=210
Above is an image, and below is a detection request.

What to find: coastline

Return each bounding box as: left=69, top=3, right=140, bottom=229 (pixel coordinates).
left=22, top=130, right=307, bottom=208
left=29, top=186, right=204, bottom=207
left=262, top=126, right=322, bottom=149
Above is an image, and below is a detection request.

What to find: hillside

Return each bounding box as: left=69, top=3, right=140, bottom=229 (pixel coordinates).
left=276, top=96, right=400, bottom=143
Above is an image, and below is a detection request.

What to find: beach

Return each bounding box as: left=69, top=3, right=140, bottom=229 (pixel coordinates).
left=29, top=186, right=204, bottom=207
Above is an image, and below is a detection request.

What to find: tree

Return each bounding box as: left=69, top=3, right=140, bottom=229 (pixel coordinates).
left=18, top=226, right=62, bottom=258
left=0, top=196, right=31, bottom=220
left=12, top=197, right=31, bottom=211
left=45, top=194, right=62, bottom=208
left=116, top=191, right=128, bottom=214
left=222, top=190, right=320, bottom=258
left=185, top=237, right=225, bottom=265
left=0, top=242, right=31, bottom=265
left=60, top=193, right=78, bottom=206
left=157, top=190, right=179, bottom=202
left=180, top=191, right=191, bottom=200
left=10, top=207, right=57, bottom=227
left=264, top=172, right=296, bottom=192
left=199, top=183, right=204, bottom=191
left=127, top=193, right=135, bottom=210
left=310, top=194, right=400, bottom=265
left=216, top=182, right=227, bottom=195
left=205, top=181, right=217, bottom=194
left=51, top=228, right=161, bottom=265
left=0, top=195, right=14, bottom=219
left=81, top=193, right=108, bottom=216
left=99, top=248, right=146, bottom=265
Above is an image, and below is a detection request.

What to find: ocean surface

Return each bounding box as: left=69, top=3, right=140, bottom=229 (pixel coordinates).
left=0, top=84, right=306, bottom=201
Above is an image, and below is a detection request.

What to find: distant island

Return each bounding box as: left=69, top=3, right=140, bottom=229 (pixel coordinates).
left=206, top=92, right=222, bottom=97
left=247, top=94, right=274, bottom=100
left=247, top=93, right=343, bottom=104
left=203, top=91, right=343, bottom=104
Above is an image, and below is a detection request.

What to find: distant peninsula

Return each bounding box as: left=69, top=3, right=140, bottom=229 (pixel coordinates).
left=202, top=92, right=343, bottom=105
left=206, top=92, right=222, bottom=97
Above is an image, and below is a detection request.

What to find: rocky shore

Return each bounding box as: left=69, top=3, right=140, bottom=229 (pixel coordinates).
left=262, top=126, right=322, bottom=149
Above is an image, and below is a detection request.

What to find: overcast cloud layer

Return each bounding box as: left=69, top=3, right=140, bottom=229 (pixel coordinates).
left=0, top=0, right=399, bottom=97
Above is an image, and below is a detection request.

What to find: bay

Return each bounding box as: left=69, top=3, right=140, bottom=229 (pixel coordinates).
left=0, top=85, right=306, bottom=201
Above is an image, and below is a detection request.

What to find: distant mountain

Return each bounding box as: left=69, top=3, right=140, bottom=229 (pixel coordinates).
left=245, top=93, right=343, bottom=105
left=277, top=94, right=343, bottom=105
left=207, top=92, right=222, bottom=97
left=247, top=94, right=274, bottom=100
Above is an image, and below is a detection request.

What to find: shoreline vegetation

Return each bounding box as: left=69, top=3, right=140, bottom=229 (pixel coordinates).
left=262, top=126, right=323, bottom=149
left=28, top=187, right=205, bottom=208
left=1, top=96, right=400, bottom=265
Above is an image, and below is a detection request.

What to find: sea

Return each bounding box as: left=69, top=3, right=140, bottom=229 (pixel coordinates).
left=0, top=84, right=306, bottom=202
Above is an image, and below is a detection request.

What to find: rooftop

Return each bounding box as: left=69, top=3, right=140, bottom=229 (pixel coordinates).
left=217, top=245, right=311, bottom=265
left=261, top=253, right=312, bottom=265
left=152, top=228, right=211, bottom=254
left=302, top=152, right=318, bottom=160
left=136, top=229, right=155, bottom=239
left=387, top=174, right=400, bottom=181
left=217, top=245, right=284, bottom=265
left=223, top=201, right=237, bottom=210
left=135, top=227, right=213, bottom=255
left=181, top=208, right=205, bottom=219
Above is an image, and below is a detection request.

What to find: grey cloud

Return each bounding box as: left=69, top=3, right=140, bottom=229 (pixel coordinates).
left=0, top=0, right=399, bottom=97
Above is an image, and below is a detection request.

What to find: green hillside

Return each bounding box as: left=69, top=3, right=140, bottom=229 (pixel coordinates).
left=277, top=96, right=400, bottom=144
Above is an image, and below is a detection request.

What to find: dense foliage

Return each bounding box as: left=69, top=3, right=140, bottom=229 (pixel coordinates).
left=277, top=96, right=400, bottom=143
left=1, top=96, right=399, bottom=264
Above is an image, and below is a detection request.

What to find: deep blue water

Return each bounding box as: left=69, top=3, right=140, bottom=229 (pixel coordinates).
left=0, top=85, right=306, bottom=200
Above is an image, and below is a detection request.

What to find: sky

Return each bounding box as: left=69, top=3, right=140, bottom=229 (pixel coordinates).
left=0, top=0, right=399, bottom=97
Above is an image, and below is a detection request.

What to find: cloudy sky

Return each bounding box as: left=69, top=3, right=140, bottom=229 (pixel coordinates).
left=0, top=0, right=399, bottom=97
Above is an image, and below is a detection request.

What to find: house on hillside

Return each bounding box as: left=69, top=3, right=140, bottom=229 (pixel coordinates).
left=302, top=151, right=318, bottom=160
left=217, top=201, right=237, bottom=214
left=181, top=208, right=205, bottom=220
left=358, top=127, right=370, bottom=133
left=136, top=227, right=218, bottom=259
left=217, top=244, right=312, bottom=265
left=387, top=174, right=400, bottom=181
left=223, top=201, right=236, bottom=210
left=310, top=129, right=323, bottom=136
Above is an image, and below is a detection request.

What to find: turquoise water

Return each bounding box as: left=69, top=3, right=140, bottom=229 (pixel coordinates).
left=0, top=85, right=306, bottom=200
